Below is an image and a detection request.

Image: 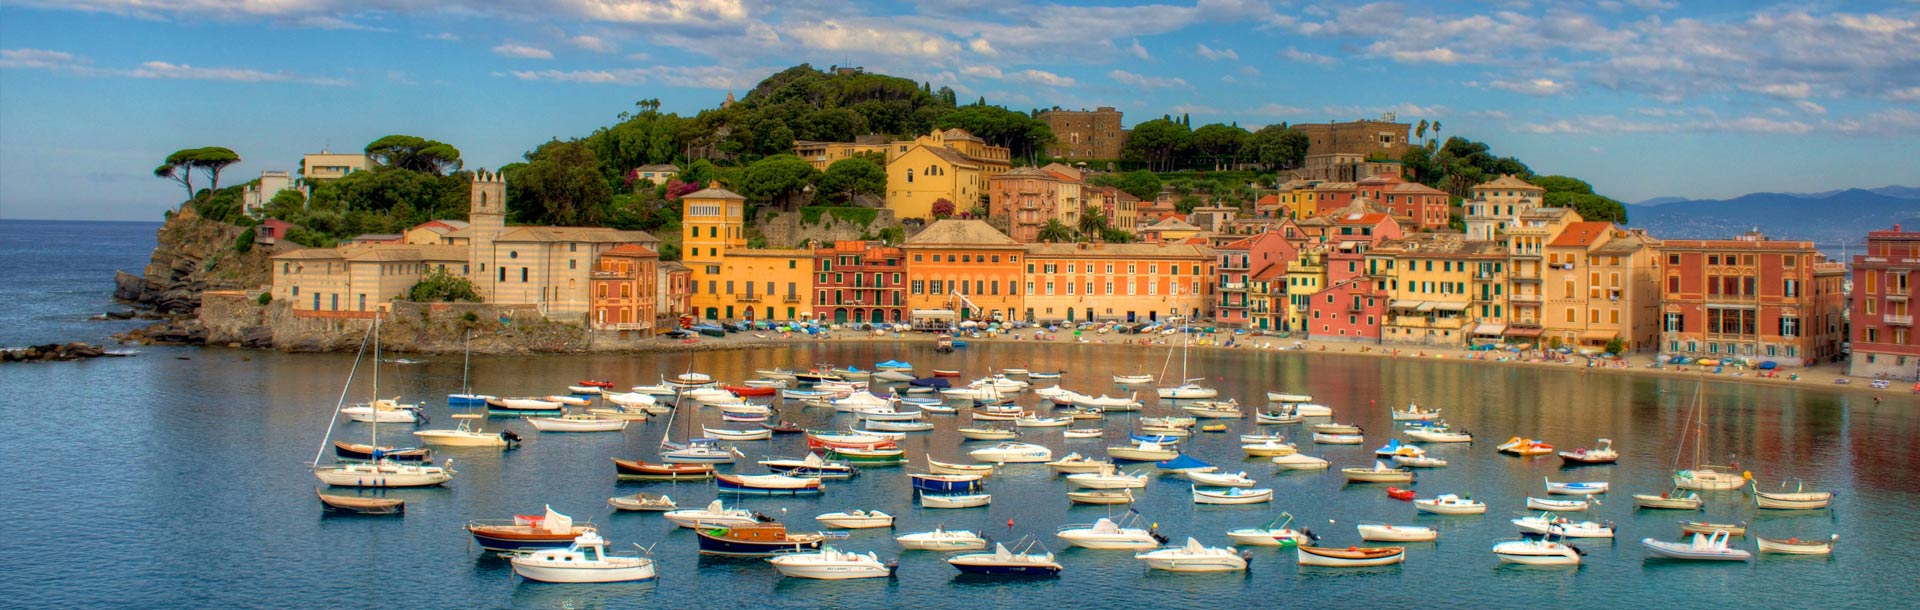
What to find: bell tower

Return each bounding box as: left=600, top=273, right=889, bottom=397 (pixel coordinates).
left=468, top=169, right=508, bottom=301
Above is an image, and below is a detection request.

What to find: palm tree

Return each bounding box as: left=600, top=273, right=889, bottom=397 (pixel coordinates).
left=1036, top=219, right=1076, bottom=243
left=1076, top=205, right=1108, bottom=241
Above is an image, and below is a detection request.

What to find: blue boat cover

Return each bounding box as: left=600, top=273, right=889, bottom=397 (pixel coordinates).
left=1375, top=439, right=1402, bottom=454
left=1131, top=434, right=1181, bottom=444
left=876, top=360, right=912, bottom=369
left=1155, top=454, right=1212, bottom=470
left=909, top=377, right=952, bottom=388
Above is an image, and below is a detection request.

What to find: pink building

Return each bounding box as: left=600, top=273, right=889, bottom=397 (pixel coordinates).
left=1849, top=224, right=1920, bottom=380
left=1306, top=275, right=1388, bottom=342
left=988, top=167, right=1069, bottom=243
left=1356, top=173, right=1451, bottom=231
left=1216, top=232, right=1300, bottom=327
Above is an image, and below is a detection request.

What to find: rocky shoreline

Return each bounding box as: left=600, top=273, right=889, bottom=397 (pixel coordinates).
left=1, top=342, right=129, bottom=363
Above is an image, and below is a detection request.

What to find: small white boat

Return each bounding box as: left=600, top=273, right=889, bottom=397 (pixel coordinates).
left=1545, top=478, right=1610, bottom=495
left=544, top=394, right=593, bottom=407
left=1492, top=536, right=1583, bottom=566
left=1063, top=428, right=1103, bottom=439
left=1105, top=441, right=1179, bottom=462
left=1673, top=466, right=1746, bottom=491
left=1311, top=422, right=1361, bottom=434
left=1358, top=523, right=1437, bottom=542
left=920, top=492, right=992, bottom=508
left=1112, top=373, right=1154, bottom=385
left=1752, top=479, right=1835, bottom=510
left=872, top=370, right=915, bottom=382
left=1527, top=497, right=1596, bottom=512
left=1014, top=415, right=1071, bottom=428
left=629, top=382, right=678, bottom=396
left=1633, top=489, right=1704, bottom=510
left=1405, top=428, right=1473, bottom=443
left=1182, top=399, right=1243, bottom=419
left=684, top=387, right=737, bottom=403
left=969, top=442, right=1052, bottom=463
left=1341, top=461, right=1414, bottom=483
left=958, top=427, right=1017, bottom=441
left=1392, top=454, right=1449, bottom=468
left=526, top=413, right=628, bottom=433
left=1225, top=512, right=1317, bottom=548
left=766, top=546, right=896, bottom=580
left=1186, top=470, right=1256, bottom=488
left=1034, top=386, right=1078, bottom=402
left=926, top=457, right=995, bottom=476
left=510, top=532, right=656, bottom=583
left=487, top=397, right=562, bottom=412
left=702, top=426, right=772, bottom=441
left=1074, top=393, right=1143, bottom=411
left=1641, top=531, right=1750, bottom=561
left=588, top=407, right=651, bottom=421
left=1297, top=545, right=1406, bottom=567
left=667, top=372, right=715, bottom=389
left=896, top=526, right=988, bottom=551
left=1239, top=431, right=1287, bottom=443
left=854, top=405, right=925, bottom=421
left=604, top=392, right=657, bottom=408
left=663, top=499, right=765, bottom=529
left=1755, top=534, right=1837, bottom=555
left=847, top=429, right=907, bottom=441
left=1271, top=453, right=1330, bottom=470
left=1192, top=486, right=1273, bottom=505
left=1414, top=494, right=1487, bottom=515
left=757, top=368, right=799, bottom=382
left=1066, top=467, right=1149, bottom=490
left=1046, top=452, right=1112, bottom=474
left=1056, top=515, right=1165, bottom=550
left=1390, top=403, right=1441, bottom=421
left=1255, top=410, right=1303, bottom=425
left=1066, top=489, right=1136, bottom=505
left=815, top=509, right=894, bottom=529
left=313, top=459, right=454, bottom=488
left=413, top=414, right=515, bottom=447
left=1313, top=432, right=1365, bottom=445
left=1242, top=440, right=1298, bottom=457
left=1558, top=438, right=1619, bottom=464
left=341, top=399, right=420, bottom=423
left=607, top=492, right=677, bottom=511
left=1134, top=538, right=1250, bottom=572
left=1680, top=521, right=1748, bottom=537
left=1514, top=512, right=1615, bottom=538
left=714, top=403, right=772, bottom=416
left=1265, top=392, right=1312, bottom=403
left=861, top=421, right=934, bottom=432
left=1156, top=383, right=1219, bottom=400
left=1290, top=403, right=1333, bottom=417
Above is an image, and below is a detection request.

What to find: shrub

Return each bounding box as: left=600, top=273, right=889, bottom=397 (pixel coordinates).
left=256, top=292, right=272, bottom=305
left=234, top=226, right=256, bottom=253
left=407, top=268, right=480, bottom=302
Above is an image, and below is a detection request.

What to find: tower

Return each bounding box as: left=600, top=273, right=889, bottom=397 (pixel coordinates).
left=468, top=169, right=508, bottom=301
left=681, top=182, right=746, bottom=264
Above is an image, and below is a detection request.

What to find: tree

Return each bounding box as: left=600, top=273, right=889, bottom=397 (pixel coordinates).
left=1190, top=123, right=1251, bottom=169
left=930, top=198, right=955, bottom=219
left=407, top=267, right=481, bottom=302
left=184, top=147, right=241, bottom=192
left=935, top=105, right=1056, bottom=162
left=365, top=135, right=463, bottom=175
left=504, top=139, right=613, bottom=225
left=1090, top=169, right=1163, bottom=201
left=1122, top=118, right=1190, bottom=171
left=1415, top=119, right=1429, bottom=141
left=1250, top=125, right=1309, bottom=170
left=1101, top=228, right=1136, bottom=243
left=1604, top=336, right=1625, bottom=356
left=738, top=154, right=817, bottom=207
left=1076, top=205, right=1108, bottom=240
left=154, top=163, right=192, bottom=201
left=1036, top=219, right=1075, bottom=243
left=815, top=157, right=886, bottom=205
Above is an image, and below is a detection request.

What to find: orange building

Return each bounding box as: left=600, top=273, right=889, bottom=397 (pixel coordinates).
left=902, top=220, right=1025, bottom=321
left=1023, top=242, right=1215, bottom=323
left=589, top=244, right=660, bottom=335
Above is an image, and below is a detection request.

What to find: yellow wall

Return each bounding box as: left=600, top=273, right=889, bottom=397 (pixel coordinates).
left=690, top=251, right=814, bottom=322
left=886, top=146, right=983, bottom=220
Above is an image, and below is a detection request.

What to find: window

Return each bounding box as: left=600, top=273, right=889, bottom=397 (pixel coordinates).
left=521, top=268, right=529, bottom=282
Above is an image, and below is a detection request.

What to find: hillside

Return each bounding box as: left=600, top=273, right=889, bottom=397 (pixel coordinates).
left=1626, top=189, right=1920, bottom=245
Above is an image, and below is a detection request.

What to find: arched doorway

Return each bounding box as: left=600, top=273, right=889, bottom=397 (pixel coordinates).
left=704, top=307, right=718, bottom=320
left=891, top=309, right=902, bottom=323
left=870, top=309, right=885, bottom=324
left=1066, top=308, right=1075, bottom=322
left=833, top=308, right=848, bottom=324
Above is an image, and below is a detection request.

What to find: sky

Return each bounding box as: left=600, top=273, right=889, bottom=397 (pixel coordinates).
left=2, top=0, right=1918, bottom=221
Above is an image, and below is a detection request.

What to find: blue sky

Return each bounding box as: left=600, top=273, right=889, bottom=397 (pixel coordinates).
left=2, top=0, right=1918, bottom=221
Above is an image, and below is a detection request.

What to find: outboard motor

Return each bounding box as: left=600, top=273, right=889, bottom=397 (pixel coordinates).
left=501, top=430, right=523, bottom=446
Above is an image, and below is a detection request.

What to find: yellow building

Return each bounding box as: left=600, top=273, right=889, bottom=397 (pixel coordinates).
left=1139, top=217, right=1204, bottom=243
left=1368, top=234, right=1510, bottom=346
left=1022, top=242, right=1214, bottom=323
left=1282, top=248, right=1327, bottom=332
left=1539, top=222, right=1663, bottom=351
left=681, top=183, right=813, bottom=322
left=300, top=151, right=371, bottom=182
left=1502, top=207, right=1583, bottom=336
left=793, top=135, right=889, bottom=171
left=272, top=244, right=469, bottom=314
left=1464, top=174, right=1547, bottom=240
left=884, top=128, right=1011, bottom=220
left=902, top=220, right=1026, bottom=321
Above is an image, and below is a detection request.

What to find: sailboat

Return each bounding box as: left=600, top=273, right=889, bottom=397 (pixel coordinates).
left=1671, top=382, right=1749, bottom=491
left=657, top=389, right=743, bottom=464
left=415, top=331, right=519, bottom=448
left=447, top=330, right=494, bottom=406
left=313, top=316, right=455, bottom=489
left=1155, top=317, right=1217, bottom=399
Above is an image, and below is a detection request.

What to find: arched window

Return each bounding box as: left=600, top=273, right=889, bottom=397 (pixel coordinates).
left=906, top=169, right=914, bottom=183
left=621, top=285, right=631, bottom=298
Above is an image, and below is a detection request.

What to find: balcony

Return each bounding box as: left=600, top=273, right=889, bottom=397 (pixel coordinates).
left=1509, top=293, right=1541, bottom=304
left=1221, top=282, right=1247, bottom=291
left=596, top=322, right=652, bottom=331
left=1888, top=293, right=1909, bottom=302
left=1888, top=314, right=1913, bottom=326
left=737, top=293, right=762, bottom=302
left=783, top=294, right=802, bottom=303
left=590, top=270, right=634, bottom=280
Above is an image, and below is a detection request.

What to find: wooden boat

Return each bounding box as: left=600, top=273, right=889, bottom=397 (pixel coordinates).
left=896, top=526, right=988, bottom=551
left=589, top=406, right=652, bottom=421
left=822, top=446, right=906, bottom=464
left=1558, top=438, right=1619, bottom=464
left=1386, top=487, right=1417, bottom=501
left=1297, top=545, right=1406, bottom=567
left=1112, top=373, right=1154, bottom=385
left=1135, top=538, right=1249, bottom=572
left=805, top=430, right=898, bottom=450
left=703, top=426, right=773, bottom=441
left=1027, top=371, right=1062, bottom=380
left=566, top=385, right=602, bottom=394
left=1191, top=485, right=1272, bottom=505
left=1063, top=428, right=1103, bottom=439
left=577, top=379, right=615, bottom=390
left=1014, top=415, right=1072, bottom=428
left=1242, top=440, right=1298, bottom=457
left=1255, top=409, right=1303, bottom=425
left=931, top=369, right=962, bottom=377
left=1633, top=489, right=1704, bottom=510
left=1389, top=403, right=1442, bottom=421
left=910, top=473, right=985, bottom=493
left=927, top=457, right=995, bottom=476
left=958, top=426, right=1018, bottom=441
left=1046, top=452, right=1111, bottom=474
left=1067, top=467, right=1149, bottom=490
left=660, top=438, right=742, bottom=464
left=696, top=522, right=828, bottom=556
left=1545, top=478, right=1610, bottom=495
left=331, top=440, right=431, bottom=463
left=1498, top=437, right=1555, bottom=456
left=315, top=490, right=404, bottom=515
left=1182, top=399, right=1243, bottom=419
left=1066, top=489, right=1136, bottom=505
left=1756, top=534, right=1837, bottom=555
left=1271, top=453, right=1330, bottom=470
left=1392, top=454, right=1449, bottom=468
left=968, top=442, right=1052, bottom=463
left=920, top=492, right=992, bottom=508
left=510, top=532, right=656, bottom=583
left=1105, top=441, right=1179, bottom=462
left=1752, top=479, right=1834, bottom=510
left=487, top=397, right=565, bottom=414
left=1313, top=432, right=1365, bottom=445
left=612, top=458, right=716, bottom=481
left=527, top=413, right=627, bottom=433
left=815, top=509, right=894, bottom=529
left=949, top=541, right=1062, bottom=576
left=1358, top=523, right=1436, bottom=542
left=606, top=492, right=677, bottom=511
left=1528, top=497, right=1596, bottom=512
left=629, top=382, right=678, bottom=396
left=1414, top=494, right=1487, bottom=515
left=767, top=546, right=896, bottom=580
left=667, top=372, right=715, bottom=388
left=1265, top=392, right=1313, bottom=403
left=717, top=473, right=825, bottom=495
left=720, top=411, right=769, bottom=423
left=1492, top=535, right=1584, bottom=566
left=1311, top=423, right=1362, bottom=434
left=1679, top=521, right=1746, bottom=536
left=1225, top=512, right=1317, bottom=548
left=467, top=507, right=596, bottom=551
left=1342, top=461, right=1414, bottom=483
left=1641, top=531, right=1750, bottom=561
left=761, top=421, right=805, bottom=434
left=723, top=384, right=777, bottom=397
left=756, top=368, right=799, bottom=382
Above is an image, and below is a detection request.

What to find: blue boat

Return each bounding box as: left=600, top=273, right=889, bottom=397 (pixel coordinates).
left=876, top=359, right=914, bottom=371
left=910, top=473, right=985, bottom=493
left=951, top=340, right=970, bottom=348
left=1131, top=433, right=1182, bottom=445
left=909, top=377, right=952, bottom=389
left=1375, top=439, right=1406, bottom=456
left=945, top=541, right=1062, bottom=576
left=1155, top=454, right=1215, bottom=473
left=447, top=394, right=491, bottom=407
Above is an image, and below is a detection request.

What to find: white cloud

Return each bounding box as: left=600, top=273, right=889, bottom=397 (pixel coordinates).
left=1890, top=87, right=1920, bottom=102
left=569, top=34, right=617, bottom=53
left=0, top=48, right=83, bottom=70
left=1280, top=46, right=1337, bottom=66
left=1126, top=39, right=1150, bottom=60
left=969, top=38, right=997, bottom=55
left=293, top=15, right=384, bottom=31
left=504, top=65, right=754, bottom=89
left=2, top=48, right=348, bottom=85
left=1793, top=100, right=1827, bottom=115
left=566, top=0, right=749, bottom=24
left=1748, top=82, right=1813, bottom=99
left=421, top=32, right=459, bottom=41
left=1010, top=69, right=1074, bottom=87
left=1195, top=43, right=1237, bottom=61
left=1387, top=46, right=1462, bottom=64
left=1488, top=78, right=1568, bottom=96
left=787, top=19, right=959, bottom=58
left=493, top=42, right=554, bottom=60
left=1109, top=69, right=1186, bottom=89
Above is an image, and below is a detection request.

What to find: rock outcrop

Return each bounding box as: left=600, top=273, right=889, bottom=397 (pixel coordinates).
left=1, top=342, right=129, bottom=363
left=116, top=205, right=277, bottom=316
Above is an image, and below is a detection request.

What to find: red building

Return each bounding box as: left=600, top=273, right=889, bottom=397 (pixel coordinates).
left=658, top=261, right=692, bottom=324
left=813, top=240, right=907, bottom=324
left=1306, top=275, right=1388, bottom=342
left=1216, top=232, right=1300, bottom=328
left=1355, top=173, right=1451, bottom=231
left=1658, top=231, right=1847, bottom=366
left=1849, top=224, right=1920, bottom=379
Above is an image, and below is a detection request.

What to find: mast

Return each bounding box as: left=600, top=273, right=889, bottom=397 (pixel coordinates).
left=370, top=313, right=381, bottom=450
left=460, top=329, right=472, bottom=395
left=311, top=324, right=374, bottom=467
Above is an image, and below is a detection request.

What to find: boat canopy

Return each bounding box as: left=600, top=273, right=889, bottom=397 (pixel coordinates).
left=876, top=360, right=912, bottom=369
left=908, top=377, right=952, bottom=388
left=1155, top=454, right=1213, bottom=470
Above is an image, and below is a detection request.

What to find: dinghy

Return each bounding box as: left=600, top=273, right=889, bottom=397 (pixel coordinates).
left=920, top=492, right=992, bottom=508
left=1545, top=478, right=1610, bottom=495
left=896, top=526, right=987, bottom=551
left=968, top=442, right=1052, bottom=463
left=315, top=490, right=404, bottom=515
left=1192, top=485, right=1273, bottom=505
left=815, top=509, right=894, bottom=529
left=702, top=426, right=773, bottom=441
left=1558, top=438, right=1618, bottom=464
left=927, top=457, right=995, bottom=476
left=1414, top=494, right=1487, bottom=515
left=1641, top=531, right=1749, bottom=561
left=1527, top=497, right=1596, bottom=512
left=1313, top=432, right=1365, bottom=445
left=1311, top=422, right=1362, bottom=435
left=1063, top=428, right=1104, bottom=439
left=1297, top=545, right=1405, bottom=567
left=1242, top=440, right=1298, bottom=457
left=1186, top=470, right=1256, bottom=488
left=1756, top=534, right=1837, bottom=555
left=1679, top=521, right=1746, bottom=536
left=716, top=473, right=825, bottom=495
left=1358, top=523, right=1436, bottom=542
left=612, top=459, right=715, bottom=481
left=1045, top=452, right=1113, bottom=474
left=1066, top=467, right=1149, bottom=490
left=606, top=493, right=677, bottom=511
left=1265, top=392, right=1313, bottom=403
left=1633, top=489, right=1703, bottom=510
left=1751, top=479, right=1834, bottom=510
left=1272, top=453, right=1330, bottom=470
left=1513, top=512, right=1616, bottom=538
left=1105, top=441, right=1178, bottom=462
left=1066, top=489, right=1136, bottom=505
left=1342, top=461, right=1414, bottom=483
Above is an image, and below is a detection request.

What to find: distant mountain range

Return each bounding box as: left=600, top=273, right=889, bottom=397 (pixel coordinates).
left=1626, top=186, right=1920, bottom=247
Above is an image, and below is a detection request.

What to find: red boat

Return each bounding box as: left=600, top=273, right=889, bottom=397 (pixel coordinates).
left=578, top=379, right=615, bottom=389
left=612, top=459, right=716, bottom=481
left=804, top=431, right=899, bottom=451
left=931, top=369, right=962, bottom=377
left=1387, top=487, right=1417, bottom=501
left=724, top=385, right=778, bottom=397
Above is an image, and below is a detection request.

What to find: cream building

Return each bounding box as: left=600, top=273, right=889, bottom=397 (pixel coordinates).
left=1463, top=174, right=1547, bottom=241
left=1022, top=242, right=1213, bottom=323
left=300, top=151, right=371, bottom=182
left=1539, top=222, right=1663, bottom=351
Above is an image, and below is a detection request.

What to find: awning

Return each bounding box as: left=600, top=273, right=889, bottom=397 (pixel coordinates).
left=1504, top=326, right=1545, bottom=338
left=1390, top=300, right=1426, bottom=310
left=1580, top=330, right=1617, bottom=343
left=1417, top=302, right=1436, bottom=312
left=1473, top=322, right=1508, bottom=336
left=1428, top=301, right=1469, bottom=312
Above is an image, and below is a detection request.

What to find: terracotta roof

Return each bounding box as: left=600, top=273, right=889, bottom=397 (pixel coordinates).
left=602, top=243, right=657, bottom=256
left=995, top=166, right=1057, bottom=180
left=1336, top=212, right=1393, bottom=226
left=1472, top=174, right=1544, bottom=191
left=345, top=245, right=469, bottom=262
left=938, top=128, right=984, bottom=142
left=273, top=247, right=348, bottom=261
left=659, top=261, right=691, bottom=272
left=684, top=185, right=745, bottom=200
left=1256, top=194, right=1281, bottom=206
left=1251, top=262, right=1287, bottom=280
left=1593, top=231, right=1656, bottom=255
left=904, top=219, right=1020, bottom=247
left=1549, top=222, right=1615, bottom=248
left=1043, top=170, right=1080, bottom=182
left=634, top=164, right=679, bottom=172
left=916, top=146, right=984, bottom=169
left=1143, top=217, right=1201, bottom=232
left=1025, top=242, right=1214, bottom=259
left=1389, top=181, right=1447, bottom=195
left=494, top=226, right=660, bottom=244
left=1375, top=233, right=1508, bottom=257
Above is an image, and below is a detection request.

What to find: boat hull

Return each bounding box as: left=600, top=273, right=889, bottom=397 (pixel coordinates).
left=695, top=530, right=823, bottom=556
left=1756, top=536, right=1835, bottom=555
left=613, top=459, right=715, bottom=481
left=948, top=560, right=1061, bottom=576
left=1137, top=556, right=1245, bottom=572
left=512, top=561, right=656, bottom=583
left=1055, top=534, right=1158, bottom=550
left=1640, top=539, right=1750, bottom=561
left=1226, top=529, right=1308, bottom=547
left=920, top=493, right=992, bottom=508
left=1358, top=525, right=1436, bottom=542
left=1192, top=488, right=1273, bottom=505
left=767, top=562, right=891, bottom=580
left=1297, top=546, right=1406, bottom=567
left=1673, top=470, right=1746, bottom=491
left=1754, top=493, right=1833, bottom=510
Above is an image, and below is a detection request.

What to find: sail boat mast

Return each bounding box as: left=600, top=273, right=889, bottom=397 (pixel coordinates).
left=370, top=314, right=381, bottom=449
left=310, top=324, right=373, bottom=467
left=460, top=329, right=472, bottom=396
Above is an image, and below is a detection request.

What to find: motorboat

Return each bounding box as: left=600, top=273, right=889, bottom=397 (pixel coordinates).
left=1014, top=415, right=1072, bottom=428
left=662, top=499, right=769, bottom=529
left=1357, top=523, right=1437, bottom=542
left=1028, top=371, right=1062, bottom=380
left=1633, top=489, right=1704, bottom=510
left=1272, top=453, right=1330, bottom=470
left=723, top=384, right=778, bottom=397
left=1067, top=490, right=1137, bottom=505
left=1067, top=467, right=1149, bottom=490
left=1641, top=531, right=1750, bottom=561
left=1225, top=513, right=1317, bottom=548
left=1265, top=392, right=1312, bottom=403
left=970, top=405, right=1024, bottom=421
left=1154, top=454, right=1217, bottom=474
left=910, top=473, right=985, bottom=494
left=1679, top=521, right=1747, bottom=536
left=1297, top=545, right=1406, bottom=567
left=948, top=541, right=1062, bottom=576
left=926, top=458, right=995, bottom=476
left=331, top=440, right=431, bottom=463
left=1752, top=479, right=1835, bottom=510
left=1405, top=428, right=1473, bottom=443
left=968, top=375, right=1028, bottom=392
left=832, top=392, right=893, bottom=412
left=1545, top=478, right=1610, bottom=495
left=1135, top=538, right=1250, bottom=572
left=1106, top=441, right=1179, bottom=462
left=1311, top=423, right=1362, bottom=435
left=660, top=438, right=743, bottom=464
left=1289, top=403, right=1334, bottom=417
left=720, top=411, right=769, bottom=423
left=667, top=372, right=715, bottom=389
left=1182, top=399, right=1243, bottom=419
left=716, top=473, right=825, bottom=495
left=766, top=546, right=897, bottom=580
left=1255, top=409, right=1303, bottom=425
left=315, top=490, right=404, bottom=515
left=1056, top=514, right=1166, bottom=550
left=760, top=453, right=858, bottom=479
left=1392, top=454, right=1448, bottom=468
left=920, top=492, right=992, bottom=508
left=873, top=370, right=915, bottom=383
left=612, top=459, right=715, bottom=481
left=607, top=492, right=677, bottom=512
left=314, top=459, right=454, bottom=488
left=542, top=394, right=593, bottom=407
left=1342, top=461, right=1414, bottom=483
left=1034, top=386, right=1079, bottom=403
left=1756, top=534, right=1837, bottom=555
left=342, top=399, right=422, bottom=424
left=815, top=509, right=894, bottom=529
left=696, top=523, right=829, bottom=556
left=1047, top=453, right=1112, bottom=474
left=968, top=442, right=1052, bottom=463
left=796, top=370, right=847, bottom=385
left=1187, top=470, right=1256, bottom=488
left=1527, top=497, right=1596, bottom=512
left=1390, top=403, right=1441, bottom=421
left=1192, top=486, right=1273, bottom=505
left=1064, top=428, right=1103, bottom=439
left=896, top=526, right=988, bottom=551
left=487, top=397, right=564, bottom=415
left=526, top=413, right=628, bottom=433
left=1240, top=431, right=1287, bottom=444
left=1491, top=535, right=1584, bottom=566
left=467, top=506, right=596, bottom=551
left=1513, top=512, right=1615, bottom=538
left=1136, top=425, right=1192, bottom=438
left=1241, top=440, right=1298, bottom=457
left=830, top=366, right=873, bottom=381
left=1498, top=437, right=1555, bottom=456
left=576, top=379, right=614, bottom=391
left=1313, top=433, right=1364, bottom=445
left=510, top=532, right=655, bottom=583
left=930, top=369, right=962, bottom=378
left=757, top=368, right=799, bottom=382
left=1411, top=493, right=1484, bottom=514
left=1558, top=438, right=1619, bottom=464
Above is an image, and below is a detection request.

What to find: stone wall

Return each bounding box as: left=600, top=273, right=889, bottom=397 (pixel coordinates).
left=754, top=207, right=900, bottom=248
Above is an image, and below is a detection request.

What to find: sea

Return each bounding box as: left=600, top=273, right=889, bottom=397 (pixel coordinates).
left=0, top=219, right=1910, bottom=609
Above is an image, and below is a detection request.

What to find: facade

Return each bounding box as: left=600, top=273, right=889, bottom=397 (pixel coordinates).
left=1294, top=118, right=1412, bottom=181
left=1536, top=222, right=1663, bottom=351
left=1501, top=207, right=1583, bottom=341
left=1305, top=275, right=1388, bottom=342
left=1215, top=232, right=1299, bottom=328
left=1658, top=231, right=1847, bottom=366
left=1463, top=174, right=1546, bottom=241
left=300, top=151, right=371, bottom=183
left=589, top=244, right=660, bottom=335
left=1036, top=106, right=1126, bottom=160
left=1368, top=234, right=1510, bottom=346
left=1248, top=263, right=1288, bottom=331
left=271, top=244, right=470, bottom=314
left=657, top=261, right=692, bottom=323
left=241, top=170, right=293, bottom=216
left=1023, top=242, right=1214, bottom=323
left=1850, top=224, right=1920, bottom=379
left=886, top=146, right=984, bottom=220
left=1087, top=185, right=1140, bottom=233
left=814, top=240, right=908, bottom=324
left=1355, top=173, right=1451, bottom=231
left=403, top=219, right=469, bottom=245
left=631, top=164, right=679, bottom=186
left=988, top=167, right=1078, bottom=243
left=681, top=184, right=811, bottom=322
left=1139, top=217, right=1203, bottom=243
left=793, top=135, right=889, bottom=171
left=902, top=220, right=1025, bottom=321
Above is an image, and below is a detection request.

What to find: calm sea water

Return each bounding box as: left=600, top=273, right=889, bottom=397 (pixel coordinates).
left=0, top=220, right=1911, bottom=609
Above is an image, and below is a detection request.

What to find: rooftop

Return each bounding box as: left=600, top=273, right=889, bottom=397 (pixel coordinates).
left=1025, top=242, right=1214, bottom=259
left=904, top=219, right=1021, bottom=247
left=1548, top=221, right=1615, bottom=248
left=1472, top=174, right=1544, bottom=192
